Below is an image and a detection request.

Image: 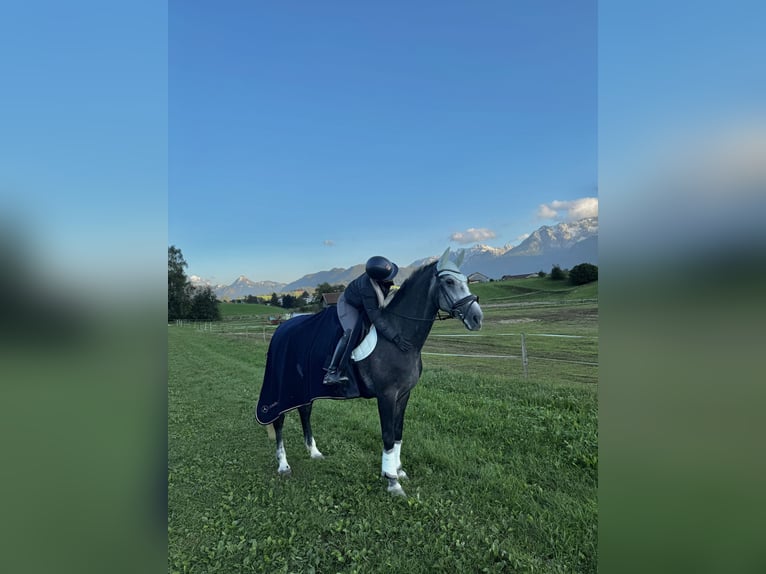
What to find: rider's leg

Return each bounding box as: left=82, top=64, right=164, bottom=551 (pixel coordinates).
left=323, top=294, right=358, bottom=386
left=322, top=328, right=352, bottom=385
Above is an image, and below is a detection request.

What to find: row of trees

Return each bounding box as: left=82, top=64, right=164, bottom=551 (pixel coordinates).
left=168, top=246, right=221, bottom=321
left=547, top=263, right=598, bottom=285
left=240, top=282, right=346, bottom=310
left=243, top=292, right=309, bottom=309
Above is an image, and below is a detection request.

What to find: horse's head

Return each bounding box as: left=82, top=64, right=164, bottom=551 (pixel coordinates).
left=434, top=249, right=483, bottom=331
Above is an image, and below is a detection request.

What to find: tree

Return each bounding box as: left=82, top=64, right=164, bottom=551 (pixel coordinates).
left=569, top=263, right=598, bottom=285
left=188, top=286, right=221, bottom=321
left=269, top=292, right=279, bottom=306
left=538, top=270, right=547, bottom=278
left=168, top=245, right=191, bottom=321
left=168, top=245, right=222, bottom=321
left=550, top=264, right=566, bottom=280
left=281, top=294, right=297, bottom=309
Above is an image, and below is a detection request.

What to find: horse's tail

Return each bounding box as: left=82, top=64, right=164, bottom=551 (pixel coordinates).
left=266, top=423, right=276, bottom=440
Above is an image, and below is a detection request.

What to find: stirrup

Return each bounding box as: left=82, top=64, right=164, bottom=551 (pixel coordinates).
left=323, top=369, right=349, bottom=385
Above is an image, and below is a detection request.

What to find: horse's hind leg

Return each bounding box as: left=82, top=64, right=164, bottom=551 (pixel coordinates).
left=273, top=413, right=291, bottom=476
left=298, top=403, right=323, bottom=459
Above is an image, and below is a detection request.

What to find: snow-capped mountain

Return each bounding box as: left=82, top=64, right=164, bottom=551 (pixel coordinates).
left=510, top=218, right=598, bottom=256
left=408, top=243, right=512, bottom=269
left=459, top=217, right=598, bottom=277
left=189, top=275, right=229, bottom=293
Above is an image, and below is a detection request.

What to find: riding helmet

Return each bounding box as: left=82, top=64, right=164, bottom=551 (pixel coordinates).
left=365, top=256, right=399, bottom=281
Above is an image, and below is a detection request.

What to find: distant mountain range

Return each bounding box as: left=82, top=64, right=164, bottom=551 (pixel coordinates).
left=193, top=217, right=598, bottom=299
left=189, top=275, right=288, bottom=299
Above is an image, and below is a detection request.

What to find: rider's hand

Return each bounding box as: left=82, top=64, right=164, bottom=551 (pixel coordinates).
left=394, top=334, right=413, bottom=352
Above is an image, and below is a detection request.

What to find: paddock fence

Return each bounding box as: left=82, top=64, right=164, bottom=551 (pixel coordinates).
left=169, top=311, right=598, bottom=384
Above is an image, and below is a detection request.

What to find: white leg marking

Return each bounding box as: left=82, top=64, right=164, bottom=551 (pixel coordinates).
left=382, top=449, right=407, bottom=495
left=276, top=444, right=291, bottom=475
left=306, top=438, right=324, bottom=459
left=393, top=441, right=408, bottom=480
left=381, top=448, right=398, bottom=479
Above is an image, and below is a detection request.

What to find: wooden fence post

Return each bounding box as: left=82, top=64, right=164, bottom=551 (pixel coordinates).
left=521, top=333, right=529, bottom=381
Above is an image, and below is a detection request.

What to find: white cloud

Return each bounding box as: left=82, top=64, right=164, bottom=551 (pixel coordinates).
left=537, top=205, right=558, bottom=219
left=449, top=227, right=497, bottom=244
left=323, top=240, right=335, bottom=247
left=537, top=197, right=598, bottom=221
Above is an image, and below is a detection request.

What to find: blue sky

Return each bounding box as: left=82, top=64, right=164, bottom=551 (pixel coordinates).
left=2, top=1, right=760, bottom=291
left=169, top=1, right=597, bottom=284
left=1, top=2, right=167, bottom=291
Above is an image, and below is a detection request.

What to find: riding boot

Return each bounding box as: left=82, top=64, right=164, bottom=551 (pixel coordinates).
left=323, top=329, right=352, bottom=385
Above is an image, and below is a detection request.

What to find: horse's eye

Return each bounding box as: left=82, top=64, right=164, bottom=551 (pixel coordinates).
left=445, top=277, right=454, bottom=285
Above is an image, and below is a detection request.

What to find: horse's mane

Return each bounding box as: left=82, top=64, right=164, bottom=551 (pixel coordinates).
left=387, top=261, right=437, bottom=309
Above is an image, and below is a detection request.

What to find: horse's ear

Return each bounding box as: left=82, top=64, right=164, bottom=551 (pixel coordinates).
left=455, top=249, right=466, bottom=268
left=436, top=247, right=451, bottom=271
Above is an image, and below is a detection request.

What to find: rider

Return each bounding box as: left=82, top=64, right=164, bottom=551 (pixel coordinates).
left=323, top=255, right=414, bottom=386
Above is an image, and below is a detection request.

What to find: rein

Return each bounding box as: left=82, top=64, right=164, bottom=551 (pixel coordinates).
left=385, top=309, right=452, bottom=322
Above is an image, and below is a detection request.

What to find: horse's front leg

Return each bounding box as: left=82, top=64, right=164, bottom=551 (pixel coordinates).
left=393, top=390, right=411, bottom=480
left=377, top=393, right=406, bottom=496
left=273, top=414, right=291, bottom=476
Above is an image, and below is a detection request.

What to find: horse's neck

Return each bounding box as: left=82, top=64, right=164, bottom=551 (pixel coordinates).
left=385, top=278, right=438, bottom=348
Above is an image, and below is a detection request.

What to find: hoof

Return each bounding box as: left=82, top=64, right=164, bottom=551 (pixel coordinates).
left=384, top=476, right=407, bottom=497
left=278, top=466, right=291, bottom=477
left=387, top=482, right=407, bottom=497
left=306, top=440, right=324, bottom=460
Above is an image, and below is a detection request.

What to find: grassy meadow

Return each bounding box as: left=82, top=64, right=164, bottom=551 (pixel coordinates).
left=169, top=278, right=597, bottom=573
left=219, top=302, right=283, bottom=318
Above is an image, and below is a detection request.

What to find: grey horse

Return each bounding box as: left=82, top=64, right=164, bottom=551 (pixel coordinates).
left=268, top=248, right=483, bottom=496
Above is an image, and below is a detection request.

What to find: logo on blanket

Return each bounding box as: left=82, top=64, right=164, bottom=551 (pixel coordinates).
left=261, top=402, right=278, bottom=414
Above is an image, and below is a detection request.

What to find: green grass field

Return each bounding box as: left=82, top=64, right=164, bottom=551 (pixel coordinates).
left=169, top=279, right=598, bottom=573
left=220, top=302, right=283, bottom=318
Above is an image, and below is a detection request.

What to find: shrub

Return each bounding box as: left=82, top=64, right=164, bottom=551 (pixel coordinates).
left=550, top=265, right=566, bottom=280
left=569, top=263, right=598, bottom=285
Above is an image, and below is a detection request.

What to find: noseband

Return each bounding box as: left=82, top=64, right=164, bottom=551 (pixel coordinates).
left=436, top=270, right=479, bottom=322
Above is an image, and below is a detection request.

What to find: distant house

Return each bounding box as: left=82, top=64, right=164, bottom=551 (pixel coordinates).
left=467, top=272, right=490, bottom=283
left=322, top=292, right=342, bottom=307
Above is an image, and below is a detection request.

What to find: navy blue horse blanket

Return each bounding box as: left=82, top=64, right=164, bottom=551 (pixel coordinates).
left=256, top=308, right=374, bottom=425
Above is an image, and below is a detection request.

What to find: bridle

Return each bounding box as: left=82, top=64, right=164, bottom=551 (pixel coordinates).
left=435, top=269, right=479, bottom=323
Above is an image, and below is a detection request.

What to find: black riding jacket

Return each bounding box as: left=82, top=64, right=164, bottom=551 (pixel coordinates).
left=342, top=274, right=398, bottom=343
